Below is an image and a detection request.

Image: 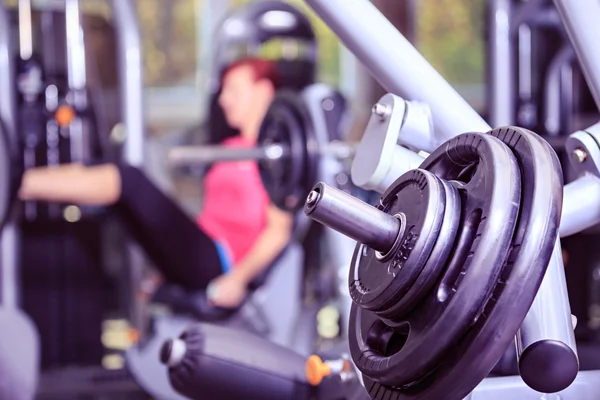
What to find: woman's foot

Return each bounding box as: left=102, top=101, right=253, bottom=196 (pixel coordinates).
left=19, top=163, right=122, bottom=206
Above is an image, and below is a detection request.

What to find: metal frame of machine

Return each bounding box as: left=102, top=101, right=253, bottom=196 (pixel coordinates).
left=302, top=0, right=600, bottom=398
left=0, top=0, right=145, bottom=397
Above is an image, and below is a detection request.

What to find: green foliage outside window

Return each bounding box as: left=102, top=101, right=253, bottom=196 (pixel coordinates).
left=416, top=0, right=486, bottom=86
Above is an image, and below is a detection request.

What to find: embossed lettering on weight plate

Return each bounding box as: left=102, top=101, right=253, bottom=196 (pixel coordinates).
left=388, top=226, right=417, bottom=276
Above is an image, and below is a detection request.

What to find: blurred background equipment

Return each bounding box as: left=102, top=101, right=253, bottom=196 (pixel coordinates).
left=486, top=0, right=600, bottom=368
left=0, top=0, right=147, bottom=398
left=0, top=0, right=599, bottom=398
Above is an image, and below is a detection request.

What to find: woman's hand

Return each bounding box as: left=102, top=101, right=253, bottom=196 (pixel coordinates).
left=207, top=272, right=248, bottom=308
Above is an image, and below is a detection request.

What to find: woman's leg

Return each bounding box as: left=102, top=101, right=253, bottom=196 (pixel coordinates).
left=20, top=164, right=224, bottom=290
left=113, top=165, right=224, bottom=289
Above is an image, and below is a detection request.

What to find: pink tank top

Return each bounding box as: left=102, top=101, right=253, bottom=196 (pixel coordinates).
left=197, top=136, right=270, bottom=265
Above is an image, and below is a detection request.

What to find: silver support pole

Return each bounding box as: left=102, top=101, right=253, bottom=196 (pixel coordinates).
left=18, top=0, right=33, bottom=61
left=489, top=0, right=513, bottom=127
left=65, top=0, right=87, bottom=91
left=65, top=0, right=89, bottom=163
left=304, top=0, right=490, bottom=140
left=553, top=0, right=600, bottom=111
left=112, top=0, right=145, bottom=333
left=543, top=48, right=574, bottom=136
left=560, top=175, right=600, bottom=238
left=516, top=239, right=578, bottom=393
left=112, top=0, right=145, bottom=167
left=0, top=4, right=20, bottom=309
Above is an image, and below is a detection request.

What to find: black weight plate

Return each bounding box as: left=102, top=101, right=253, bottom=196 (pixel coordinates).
left=0, top=119, right=19, bottom=232
left=348, top=169, right=446, bottom=314
left=349, top=133, right=522, bottom=388
left=394, top=127, right=565, bottom=400
left=258, top=90, right=318, bottom=212
left=379, top=176, right=462, bottom=322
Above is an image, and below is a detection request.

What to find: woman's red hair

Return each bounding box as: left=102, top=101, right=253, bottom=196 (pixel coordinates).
left=221, top=57, right=282, bottom=90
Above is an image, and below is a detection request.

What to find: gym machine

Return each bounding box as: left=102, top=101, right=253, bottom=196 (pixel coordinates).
left=127, top=79, right=359, bottom=400
left=0, top=0, right=146, bottom=398
left=123, top=3, right=357, bottom=399
left=157, top=0, right=600, bottom=399
left=487, top=0, right=600, bottom=349
left=203, top=0, right=318, bottom=147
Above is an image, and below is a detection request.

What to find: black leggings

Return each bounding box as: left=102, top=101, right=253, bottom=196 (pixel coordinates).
left=111, top=165, right=223, bottom=290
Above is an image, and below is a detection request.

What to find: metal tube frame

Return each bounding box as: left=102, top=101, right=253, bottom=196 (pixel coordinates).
left=0, top=3, right=21, bottom=309
left=111, top=0, right=145, bottom=167
left=488, top=0, right=514, bottom=127
left=553, top=0, right=600, bottom=112
left=111, top=0, right=146, bottom=333
left=304, top=0, right=600, bottom=395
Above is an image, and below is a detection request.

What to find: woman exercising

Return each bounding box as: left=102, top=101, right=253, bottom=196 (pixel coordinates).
left=18, top=57, right=294, bottom=309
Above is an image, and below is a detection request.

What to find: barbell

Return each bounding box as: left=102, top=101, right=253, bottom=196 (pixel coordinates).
left=168, top=90, right=355, bottom=212
left=304, top=127, right=575, bottom=399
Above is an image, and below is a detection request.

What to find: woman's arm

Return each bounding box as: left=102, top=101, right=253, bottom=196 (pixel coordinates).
left=231, top=203, right=294, bottom=284
left=208, top=203, right=294, bottom=308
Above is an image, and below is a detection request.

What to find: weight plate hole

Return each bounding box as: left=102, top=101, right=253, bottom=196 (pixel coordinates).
left=366, top=320, right=410, bottom=357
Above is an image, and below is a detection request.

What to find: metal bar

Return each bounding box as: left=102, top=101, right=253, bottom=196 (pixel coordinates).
left=112, top=0, right=145, bottom=167
left=304, top=0, right=490, bottom=140
left=543, top=47, right=574, bottom=136
left=168, top=144, right=285, bottom=166
left=65, top=0, right=87, bottom=90
left=65, top=0, right=89, bottom=164
left=0, top=3, right=20, bottom=309
left=553, top=0, right=600, bottom=111
left=560, top=174, right=600, bottom=238
left=18, top=0, right=33, bottom=61
left=517, top=24, right=532, bottom=101
left=516, top=238, right=578, bottom=393
left=305, top=182, right=400, bottom=254
left=489, top=0, right=514, bottom=127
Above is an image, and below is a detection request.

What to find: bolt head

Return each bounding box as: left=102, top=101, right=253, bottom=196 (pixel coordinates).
left=573, top=147, right=588, bottom=163
left=307, top=190, right=319, bottom=205
left=371, top=103, right=389, bottom=119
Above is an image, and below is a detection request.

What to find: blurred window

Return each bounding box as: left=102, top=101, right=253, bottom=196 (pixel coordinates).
left=415, top=0, right=486, bottom=112
left=232, top=0, right=342, bottom=87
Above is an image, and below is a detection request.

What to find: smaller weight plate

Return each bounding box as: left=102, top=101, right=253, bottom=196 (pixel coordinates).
left=379, top=176, right=462, bottom=321
left=348, top=169, right=446, bottom=314
left=258, top=91, right=318, bottom=212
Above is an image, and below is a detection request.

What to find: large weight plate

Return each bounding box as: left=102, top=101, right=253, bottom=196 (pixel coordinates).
left=358, top=128, right=564, bottom=400
left=404, top=127, right=566, bottom=399
left=258, top=91, right=318, bottom=212
left=348, top=169, right=446, bottom=314
left=349, top=133, right=522, bottom=391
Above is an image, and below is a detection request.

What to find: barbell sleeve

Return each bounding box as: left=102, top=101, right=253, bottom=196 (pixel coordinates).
left=168, top=143, right=287, bottom=167
left=304, top=182, right=400, bottom=254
